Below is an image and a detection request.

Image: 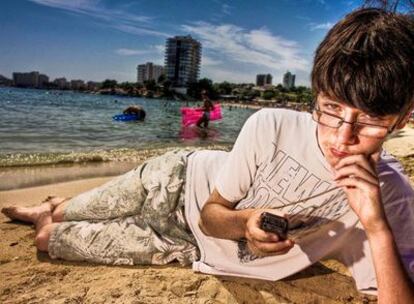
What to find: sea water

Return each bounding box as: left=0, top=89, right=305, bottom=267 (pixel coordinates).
left=0, top=87, right=255, bottom=167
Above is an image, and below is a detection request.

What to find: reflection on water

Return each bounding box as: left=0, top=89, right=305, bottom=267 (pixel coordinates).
left=179, top=126, right=220, bottom=141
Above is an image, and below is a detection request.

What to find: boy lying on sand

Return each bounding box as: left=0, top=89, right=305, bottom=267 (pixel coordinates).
left=3, top=7, right=414, bottom=303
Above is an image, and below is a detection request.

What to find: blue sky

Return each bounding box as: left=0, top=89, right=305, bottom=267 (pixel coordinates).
left=0, top=0, right=365, bottom=86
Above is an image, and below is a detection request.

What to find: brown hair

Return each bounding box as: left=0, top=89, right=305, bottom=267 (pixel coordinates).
left=312, top=8, right=414, bottom=116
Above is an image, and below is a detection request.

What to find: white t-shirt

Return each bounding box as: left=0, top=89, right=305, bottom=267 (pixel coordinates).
left=184, top=109, right=414, bottom=295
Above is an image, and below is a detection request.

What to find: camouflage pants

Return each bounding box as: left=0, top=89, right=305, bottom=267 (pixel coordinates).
left=48, top=150, right=200, bottom=266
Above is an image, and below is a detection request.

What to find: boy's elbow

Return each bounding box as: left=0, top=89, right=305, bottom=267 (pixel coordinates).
left=199, top=204, right=213, bottom=236
left=198, top=217, right=212, bottom=236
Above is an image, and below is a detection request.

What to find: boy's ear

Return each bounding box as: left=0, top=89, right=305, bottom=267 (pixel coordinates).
left=395, top=103, right=414, bottom=130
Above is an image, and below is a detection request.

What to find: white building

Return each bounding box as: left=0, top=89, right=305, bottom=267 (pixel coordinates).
left=54, top=77, right=69, bottom=89
left=283, top=71, right=296, bottom=89
left=164, top=35, right=201, bottom=91
left=256, top=74, right=273, bottom=86
left=137, top=62, right=164, bottom=84
left=70, top=79, right=85, bottom=90
left=38, top=74, right=49, bottom=88
left=13, top=71, right=39, bottom=88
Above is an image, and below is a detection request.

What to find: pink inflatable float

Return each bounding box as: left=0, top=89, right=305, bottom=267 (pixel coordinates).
left=180, top=104, right=222, bottom=126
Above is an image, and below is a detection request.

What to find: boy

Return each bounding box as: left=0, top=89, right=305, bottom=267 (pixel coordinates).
left=3, top=7, right=414, bottom=302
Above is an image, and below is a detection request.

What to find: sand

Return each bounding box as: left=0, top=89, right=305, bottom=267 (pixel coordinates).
left=1, top=127, right=413, bottom=304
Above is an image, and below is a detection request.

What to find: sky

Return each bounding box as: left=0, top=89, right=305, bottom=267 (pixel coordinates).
left=0, top=0, right=366, bottom=86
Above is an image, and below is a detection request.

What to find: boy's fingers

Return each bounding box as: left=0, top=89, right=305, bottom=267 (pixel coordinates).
left=252, top=239, right=294, bottom=255
left=334, top=154, right=377, bottom=176
left=334, top=165, right=378, bottom=185
left=247, top=226, right=278, bottom=242
left=335, top=176, right=378, bottom=191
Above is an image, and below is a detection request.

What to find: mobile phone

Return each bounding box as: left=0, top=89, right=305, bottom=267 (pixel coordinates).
left=260, top=212, right=289, bottom=240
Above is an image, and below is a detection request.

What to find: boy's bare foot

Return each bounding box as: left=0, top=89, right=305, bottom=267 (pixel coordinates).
left=1, top=203, right=52, bottom=224
left=41, top=196, right=69, bottom=208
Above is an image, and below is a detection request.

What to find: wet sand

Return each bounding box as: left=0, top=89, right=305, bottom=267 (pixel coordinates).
left=1, top=127, right=413, bottom=303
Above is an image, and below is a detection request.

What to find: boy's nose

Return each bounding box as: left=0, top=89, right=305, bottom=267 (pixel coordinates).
left=336, top=122, right=357, bottom=145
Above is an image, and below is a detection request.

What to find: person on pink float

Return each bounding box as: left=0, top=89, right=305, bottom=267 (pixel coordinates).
left=2, top=7, right=414, bottom=302
left=196, top=89, right=214, bottom=128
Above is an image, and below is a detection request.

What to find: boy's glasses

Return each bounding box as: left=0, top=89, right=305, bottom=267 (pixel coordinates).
left=312, top=107, right=394, bottom=138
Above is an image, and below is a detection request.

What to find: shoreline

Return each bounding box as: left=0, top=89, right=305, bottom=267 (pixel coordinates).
left=0, top=126, right=412, bottom=191
left=0, top=144, right=232, bottom=191
left=0, top=162, right=136, bottom=191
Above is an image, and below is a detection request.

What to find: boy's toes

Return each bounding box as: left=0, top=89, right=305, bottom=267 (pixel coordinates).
left=1, top=207, right=20, bottom=220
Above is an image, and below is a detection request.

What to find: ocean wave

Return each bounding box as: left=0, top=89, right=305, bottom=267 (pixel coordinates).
left=0, top=144, right=232, bottom=167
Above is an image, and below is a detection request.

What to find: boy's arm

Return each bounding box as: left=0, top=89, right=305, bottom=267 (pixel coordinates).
left=367, top=228, right=414, bottom=303
left=199, top=188, right=295, bottom=257
left=334, top=154, right=414, bottom=302
left=199, top=188, right=254, bottom=240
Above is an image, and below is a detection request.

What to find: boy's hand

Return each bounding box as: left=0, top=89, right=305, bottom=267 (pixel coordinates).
left=244, top=209, right=295, bottom=257
left=333, top=152, right=389, bottom=235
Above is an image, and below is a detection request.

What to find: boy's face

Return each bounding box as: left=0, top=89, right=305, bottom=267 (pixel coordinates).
left=315, top=94, right=404, bottom=168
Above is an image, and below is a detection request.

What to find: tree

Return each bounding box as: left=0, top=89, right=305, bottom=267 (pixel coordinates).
left=363, top=0, right=414, bottom=12
left=217, top=81, right=233, bottom=95
left=247, top=90, right=260, bottom=100
left=162, top=80, right=173, bottom=98
left=187, top=78, right=216, bottom=99
left=144, top=79, right=157, bottom=92
left=295, top=86, right=309, bottom=94
left=262, top=90, right=275, bottom=100
left=101, top=79, right=117, bottom=89
left=157, top=74, right=166, bottom=84
left=276, top=84, right=288, bottom=93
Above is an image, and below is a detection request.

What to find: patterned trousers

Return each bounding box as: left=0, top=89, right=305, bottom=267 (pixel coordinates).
left=48, top=150, right=199, bottom=266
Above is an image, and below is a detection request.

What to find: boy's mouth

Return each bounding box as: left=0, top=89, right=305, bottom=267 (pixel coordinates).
left=330, top=148, right=351, bottom=158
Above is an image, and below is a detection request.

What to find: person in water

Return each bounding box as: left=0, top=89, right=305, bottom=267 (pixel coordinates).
left=123, top=105, right=146, bottom=120
left=2, top=8, right=414, bottom=302
left=196, top=90, right=214, bottom=128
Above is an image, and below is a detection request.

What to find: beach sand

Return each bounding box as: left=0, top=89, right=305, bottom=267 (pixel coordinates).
left=1, top=127, right=413, bottom=303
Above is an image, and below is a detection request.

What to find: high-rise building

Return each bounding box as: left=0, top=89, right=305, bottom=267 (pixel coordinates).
left=283, top=71, right=296, bottom=89
left=54, top=77, right=69, bottom=90
left=38, top=74, right=49, bottom=88
left=70, top=80, right=85, bottom=90
left=13, top=71, right=39, bottom=88
left=87, top=81, right=100, bottom=91
left=137, top=62, right=164, bottom=84
left=164, top=35, right=201, bottom=91
left=13, top=71, right=49, bottom=88
left=256, top=74, right=273, bottom=86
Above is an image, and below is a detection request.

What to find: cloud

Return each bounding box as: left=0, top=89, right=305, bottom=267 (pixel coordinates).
left=296, top=15, right=312, bottom=21
left=115, top=45, right=165, bottom=58
left=27, top=0, right=170, bottom=37
left=202, top=56, right=222, bottom=66
left=221, top=4, right=232, bottom=15
left=115, top=48, right=148, bottom=56
left=154, top=45, right=165, bottom=53
left=114, top=45, right=165, bottom=67
left=343, top=0, right=356, bottom=6
left=113, top=24, right=170, bottom=38
left=29, top=0, right=151, bottom=22
left=309, top=22, right=334, bottom=31
left=201, top=66, right=254, bottom=83
left=182, top=22, right=309, bottom=73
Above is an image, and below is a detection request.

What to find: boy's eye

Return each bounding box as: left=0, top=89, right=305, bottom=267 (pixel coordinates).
left=358, top=113, right=387, bottom=123
left=361, top=115, right=381, bottom=121
left=323, top=103, right=341, bottom=112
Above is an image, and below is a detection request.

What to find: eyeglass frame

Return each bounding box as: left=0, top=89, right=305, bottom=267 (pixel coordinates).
left=312, top=102, right=399, bottom=138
